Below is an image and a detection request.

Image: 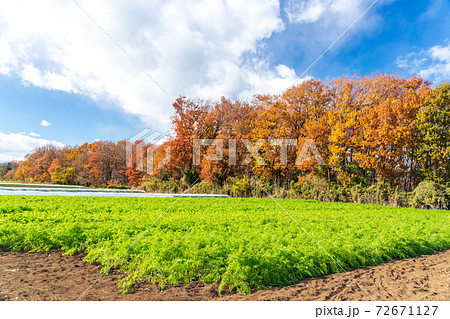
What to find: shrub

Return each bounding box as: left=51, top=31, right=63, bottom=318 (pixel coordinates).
left=142, top=177, right=185, bottom=193
left=291, top=176, right=330, bottom=201
left=190, top=181, right=224, bottom=194
left=365, top=182, right=392, bottom=204
left=388, top=189, right=410, bottom=207
left=181, top=169, right=199, bottom=187
left=348, top=184, right=364, bottom=204
left=411, top=181, right=449, bottom=209
left=107, top=185, right=131, bottom=190
left=273, top=186, right=289, bottom=199
left=252, top=178, right=273, bottom=198
left=327, top=183, right=348, bottom=202
left=231, top=176, right=252, bottom=197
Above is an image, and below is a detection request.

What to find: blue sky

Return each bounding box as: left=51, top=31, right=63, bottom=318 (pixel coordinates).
left=0, top=0, right=449, bottom=162
left=0, top=73, right=144, bottom=145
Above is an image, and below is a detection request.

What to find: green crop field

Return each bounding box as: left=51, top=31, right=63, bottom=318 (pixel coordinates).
left=0, top=195, right=448, bottom=294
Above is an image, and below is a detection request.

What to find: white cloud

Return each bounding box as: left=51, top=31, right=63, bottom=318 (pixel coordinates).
left=28, top=132, right=40, bottom=137
left=284, top=0, right=387, bottom=47
left=40, top=120, right=51, bottom=127
left=285, top=0, right=326, bottom=23
left=396, top=42, right=450, bottom=84
left=0, top=131, right=64, bottom=162
left=285, top=0, right=377, bottom=24
left=243, top=63, right=306, bottom=96
left=0, top=0, right=303, bottom=131
left=429, top=44, right=450, bottom=63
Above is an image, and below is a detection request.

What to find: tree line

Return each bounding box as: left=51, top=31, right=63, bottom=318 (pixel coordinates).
left=2, top=74, right=449, bottom=201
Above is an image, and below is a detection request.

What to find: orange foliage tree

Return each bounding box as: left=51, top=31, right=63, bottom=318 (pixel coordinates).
left=9, top=73, right=441, bottom=191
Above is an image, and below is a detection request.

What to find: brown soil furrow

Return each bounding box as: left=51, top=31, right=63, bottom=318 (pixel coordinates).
left=0, top=249, right=448, bottom=301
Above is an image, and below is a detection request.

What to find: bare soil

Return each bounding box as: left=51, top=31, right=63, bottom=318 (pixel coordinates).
left=0, top=249, right=448, bottom=301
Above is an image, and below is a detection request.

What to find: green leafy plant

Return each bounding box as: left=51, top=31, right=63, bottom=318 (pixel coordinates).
left=0, top=196, right=448, bottom=295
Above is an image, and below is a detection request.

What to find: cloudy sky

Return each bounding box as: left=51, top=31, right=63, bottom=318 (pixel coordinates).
left=0, top=0, right=449, bottom=162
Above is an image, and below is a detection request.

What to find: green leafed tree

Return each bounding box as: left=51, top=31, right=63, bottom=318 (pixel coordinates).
left=415, top=82, right=450, bottom=184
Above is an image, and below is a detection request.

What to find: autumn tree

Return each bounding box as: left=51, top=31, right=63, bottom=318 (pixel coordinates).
left=165, top=97, right=212, bottom=183
left=0, top=162, right=19, bottom=180
left=327, top=74, right=431, bottom=188
left=200, top=98, right=258, bottom=184
left=85, top=141, right=126, bottom=186
left=15, top=144, right=61, bottom=182
left=281, top=79, right=331, bottom=180
left=48, top=147, right=74, bottom=184
left=357, top=75, right=431, bottom=188
left=126, top=140, right=146, bottom=187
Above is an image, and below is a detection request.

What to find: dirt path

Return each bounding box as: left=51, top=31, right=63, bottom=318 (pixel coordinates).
left=0, top=249, right=448, bottom=301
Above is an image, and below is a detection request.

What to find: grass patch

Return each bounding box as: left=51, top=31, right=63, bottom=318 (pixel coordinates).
left=0, top=196, right=448, bottom=294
